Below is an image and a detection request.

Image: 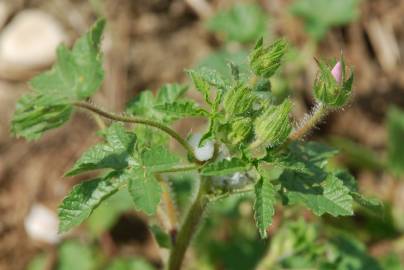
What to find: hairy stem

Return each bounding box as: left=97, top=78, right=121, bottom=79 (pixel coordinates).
left=74, top=101, right=199, bottom=163
left=156, top=174, right=179, bottom=232
left=167, top=178, right=209, bottom=270
left=289, top=102, right=329, bottom=141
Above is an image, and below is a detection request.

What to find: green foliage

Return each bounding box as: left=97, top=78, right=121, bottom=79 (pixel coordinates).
left=223, top=84, right=255, bottom=119
left=126, top=84, right=188, bottom=123
left=249, top=38, right=287, bottom=78
left=86, top=189, right=134, bottom=236
left=126, top=167, right=162, bottom=215
left=154, top=100, right=209, bottom=119
left=201, top=158, right=250, bottom=176
left=263, top=220, right=383, bottom=270
left=58, top=241, right=97, bottom=270
left=290, top=0, right=360, bottom=40
left=206, top=3, right=267, bottom=43
left=58, top=172, right=125, bottom=233
left=282, top=172, right=354, bottom=216
left=387, top=106, right=404, bottom=175
left=66, top=123, right=136, bottom=176
left=251, top=99, right=292, bottom=148
left=254, top=177, right=276, bottom=238
left=11, top=19, right=105, bottom=140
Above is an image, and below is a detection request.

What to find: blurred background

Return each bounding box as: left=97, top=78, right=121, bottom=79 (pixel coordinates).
left=0, top=0, right=404, bottom=269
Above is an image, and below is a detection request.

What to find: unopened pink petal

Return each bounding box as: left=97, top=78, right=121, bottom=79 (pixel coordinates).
left=331, top=61, right=342, bottom=83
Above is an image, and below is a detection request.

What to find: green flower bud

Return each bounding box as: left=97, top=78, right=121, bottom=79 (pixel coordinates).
left=223, top=84, right=254, bottom=119
left=249, top=38, right=287, bottom=78
left=228, top=117, right=252, bottom=145
left=313, top=56, right=354, bottom=108
left=251, top=99, right=292, bottom=149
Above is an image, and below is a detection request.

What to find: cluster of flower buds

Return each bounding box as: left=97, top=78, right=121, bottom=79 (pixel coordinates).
left=313, top=55, right=354, bottom=108
left=249, top=38, right=287, bottom=78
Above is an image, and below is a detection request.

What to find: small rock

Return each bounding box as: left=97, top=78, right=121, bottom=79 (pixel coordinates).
left=189, top=133, right=214, bottom=162
left=24, top=203, right=61, bottom=244
left=0, top=9, right=66, bottom=80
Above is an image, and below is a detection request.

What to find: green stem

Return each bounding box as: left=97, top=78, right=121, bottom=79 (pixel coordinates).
left=157, top=164, right=199, bottom=174
left=289, top=102, right=329, bottom=141
left=167, top=178, right=209, bottom=270
left=74, top=101, right=199, bottom=163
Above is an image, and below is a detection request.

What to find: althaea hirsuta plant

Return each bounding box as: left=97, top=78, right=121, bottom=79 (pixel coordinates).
left=11, top=19, right=382, bottom=270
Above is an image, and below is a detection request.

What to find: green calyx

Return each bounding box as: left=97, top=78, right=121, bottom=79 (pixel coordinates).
left=249, top=38, right=287, bottom=78
left=250, top=99, right=292, bottom=149
left=223, top=84, right=255, bottom=119
left=228, top=117, right=252, bottom=145
left=313, top=58, right=354, bottom=108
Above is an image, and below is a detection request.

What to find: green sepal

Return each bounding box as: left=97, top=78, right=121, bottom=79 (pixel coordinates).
left=251, top=99, right=292, bottom=149
left=249, top=38, right=287, bottom=78
left=223, top=84, right=255, bottom=119
left=227, top=117, right=252, bottom=145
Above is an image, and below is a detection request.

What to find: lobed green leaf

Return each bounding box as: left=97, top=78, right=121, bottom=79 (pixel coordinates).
left=126, top=167, right=162, bottom=215
left=66, top=123, right=136, bottom=176
left=58, top=172, right=124, bottom=233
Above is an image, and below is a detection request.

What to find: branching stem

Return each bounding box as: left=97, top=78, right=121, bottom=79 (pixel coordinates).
left=74, top=101, right=200, bottom=163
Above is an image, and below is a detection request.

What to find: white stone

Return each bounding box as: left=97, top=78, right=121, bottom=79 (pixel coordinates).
left=0, top=9, right=66, bottom=71
left=189, top=133, right=214, bottom=162
left=24, top=203, right=60, bottom=244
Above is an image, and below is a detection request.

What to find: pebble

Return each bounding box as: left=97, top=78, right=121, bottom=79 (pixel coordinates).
left=24, top=203, right=61, bottom=244
left=0, top=9, right=66, bottom=80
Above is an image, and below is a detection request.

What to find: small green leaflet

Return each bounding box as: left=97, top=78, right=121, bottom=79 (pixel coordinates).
left=254, top=177, right=276, bottom=238
left=58, top=172, right=124, bottom=233
left=154, top=101, right=209, bottom=119
left=11, top=94, right=73, bottom=140
left=155, top=84, right=188, bottom=104
left=206, top=3, right=267, bottom=43
left=201, top=158, right=250, bottom=176
left=11, top=19, right=106, bottom=140
left=387, top=106, right=404, bottom=175
left=187, top=67, right=228, bottom=105
left=334, top=170, right=383, bottom=214
left=281, top=171, right=353, bottom=216
left=126, top=84, right=189, bottom=123
left=141, top=146, right=180, bottom=172
left=125, top=146, right=180, bottom=214
left=127, top=167, right=162, bottom=215
left=65, top=123, right=136, bottom=176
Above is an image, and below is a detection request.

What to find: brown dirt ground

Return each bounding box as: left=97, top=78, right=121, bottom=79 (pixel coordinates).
left=0, top=0, right=403, bottom=269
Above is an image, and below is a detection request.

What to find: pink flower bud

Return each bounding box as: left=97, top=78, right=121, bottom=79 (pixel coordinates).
left=331, top=61, right=342, bottom=83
